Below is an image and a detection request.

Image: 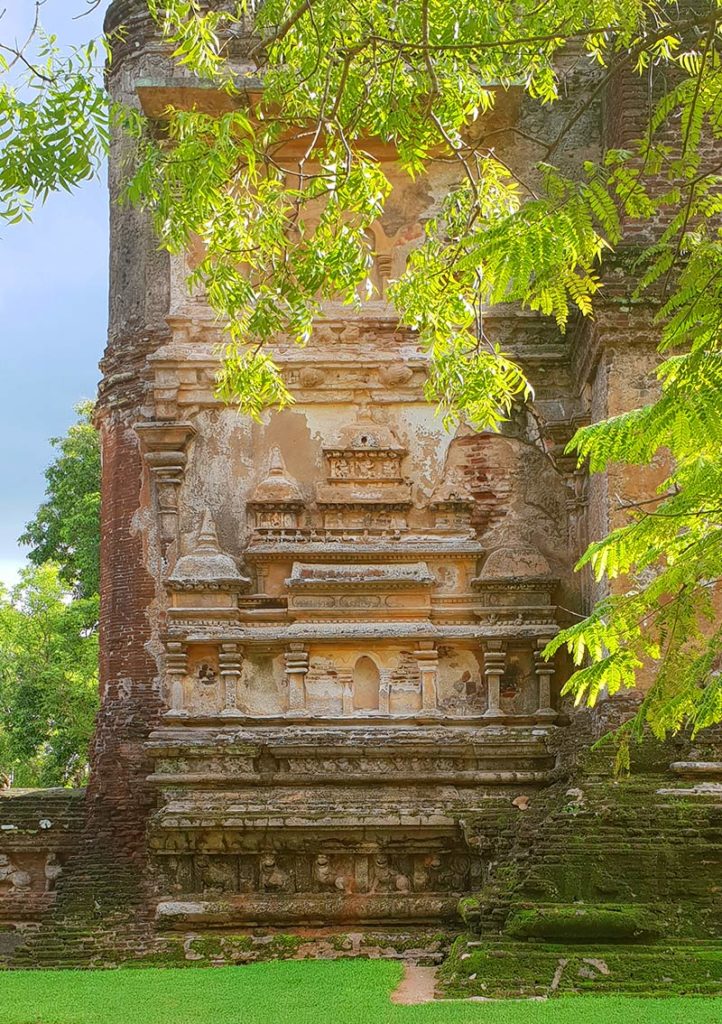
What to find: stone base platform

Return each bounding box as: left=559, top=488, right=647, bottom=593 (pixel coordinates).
left=146, top=723, right=555, bottom=930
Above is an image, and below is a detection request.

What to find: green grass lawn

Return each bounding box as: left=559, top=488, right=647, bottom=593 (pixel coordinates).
left=0, top=961, right=721, bottom=1024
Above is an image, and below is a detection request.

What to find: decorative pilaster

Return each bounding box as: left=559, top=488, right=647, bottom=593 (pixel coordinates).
left=376, top=253, right=392, bottom=297
left=534, top=639, right=558, bottom=722
left=339, top=670, right=354, bottom=716
left=379, top=669, right=392, bottom=714
left=219, top=642, right=244, bottom=717
left=415, top=642, right=439, bottom=710
left=135, top=422, right=196, bottom=558
left=482, top=640, right=506, bottom=720
left=165, top=640, right=188, bottom=717
left=284, top=644, right=309, bottom=711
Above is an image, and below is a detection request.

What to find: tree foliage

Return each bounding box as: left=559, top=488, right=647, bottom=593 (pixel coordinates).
left=20, top=402, right=101, bottom=601
left=1, top=2, right=721, bottom=748
left=0, top=564, right=99, bottom=788
left=0, top=407, right=101, bottom=788
left=0, top=4, right=108, bottom=224
left=128, top=0, right=722, bottom=746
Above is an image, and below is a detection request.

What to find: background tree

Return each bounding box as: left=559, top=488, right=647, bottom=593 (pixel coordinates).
left=0, top=407, right=100, bottom=788
left=0, top=564, right=99, bottom=788
left=20, top=402, right=101, bottom=601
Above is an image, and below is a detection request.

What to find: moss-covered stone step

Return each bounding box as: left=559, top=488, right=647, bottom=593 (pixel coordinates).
left=503, top=903, right=661, bottom=942
left=438, top=936, right=722, bottom=998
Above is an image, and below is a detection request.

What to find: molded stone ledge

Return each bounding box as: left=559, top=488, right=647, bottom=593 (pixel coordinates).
left=670, top=761, right=722, bottom=778
left=138, top=928, right=453, bottom=966
left=156, top=893, right=462, bottom=928
left=157, top=710, right=558, bottom=728
left=148, top=769, right=552, bottom=787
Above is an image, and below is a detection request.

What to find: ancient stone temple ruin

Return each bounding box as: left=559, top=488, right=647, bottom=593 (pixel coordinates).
left=1, top=0, right=720, bottom=990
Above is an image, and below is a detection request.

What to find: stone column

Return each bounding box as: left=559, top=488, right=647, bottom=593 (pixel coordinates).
left=339, top=670, right=354, bottom=716
left=219, top=642, right=244, bottom=717
left=482, top=640, right=506, bottom=720
left=534, top=639, right=558, bottom=722
left=284, top=644, right=309, bottom=712
left=415, top=642, right=439, bottom=710
left=136, top=422, right=196, bottom=559
left=379, top=669, right=392, bottom=715
left=165, top=640, right=188, bottom=717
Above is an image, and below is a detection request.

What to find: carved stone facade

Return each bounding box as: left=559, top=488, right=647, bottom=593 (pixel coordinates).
left=89, top=1, right=645, bottom=935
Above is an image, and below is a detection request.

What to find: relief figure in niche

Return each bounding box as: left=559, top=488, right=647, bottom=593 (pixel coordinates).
left=313, top=853, right=350, bottom=893
left=413, top=852, right=473, bottom=892
left=196, top=855, right=238, bottom=894
left=160, top=855, right=194, bottom=893
left=332, top=457, right=351, bottom=479
left=44, top=853, right=63, bottom=892
left=0, top=854, right=32, bottom=891
left=192, top=662, right=220, bottom=714
left=500, top=653, right=535, bottom=714
left=260, top=853, right=293, bottom=892
left=353, top=656, right=380, bottom=711
left=370, top=852, right=410, bottom=894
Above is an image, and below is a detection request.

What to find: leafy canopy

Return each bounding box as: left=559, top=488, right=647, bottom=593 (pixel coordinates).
left=0, top=4, right=108, bottom=224
left=131, top=0, right=722, bottom=747
left=1, top=2, right=721, bottom=749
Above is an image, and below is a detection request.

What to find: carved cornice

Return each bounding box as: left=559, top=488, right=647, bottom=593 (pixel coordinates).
left=471, top=576, right=559, bottom=593
left=162, top=621, right=561, bottom=644
left=245, top=540, right=484, bottom=561
left=286, top=562, right=435, bottom=592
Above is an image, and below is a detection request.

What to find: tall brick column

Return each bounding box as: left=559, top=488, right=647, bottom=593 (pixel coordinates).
left=85, top=0, right=172, bottom=860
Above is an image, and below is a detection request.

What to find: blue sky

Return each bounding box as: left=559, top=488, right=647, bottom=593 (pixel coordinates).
left=0, top=2, right=107, bottom=587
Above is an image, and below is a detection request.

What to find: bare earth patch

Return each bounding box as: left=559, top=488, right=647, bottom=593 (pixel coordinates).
left=391, top=964, right=438, bottom=1005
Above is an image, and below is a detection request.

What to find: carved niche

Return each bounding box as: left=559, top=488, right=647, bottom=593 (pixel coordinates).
left=316, top=407, right=412, bottom=520
left=248, top=447, right=305, bottom=533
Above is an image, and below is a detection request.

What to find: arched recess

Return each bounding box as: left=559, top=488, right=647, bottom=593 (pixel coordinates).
left=353, top=656, right=380, bottom=711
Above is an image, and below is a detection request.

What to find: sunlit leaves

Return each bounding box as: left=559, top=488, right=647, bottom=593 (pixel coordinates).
left=0, top=28, right=108, bottom=224
left=548, top=230, right=722, bottom=744
left=132, top=0, right=722, bottom=743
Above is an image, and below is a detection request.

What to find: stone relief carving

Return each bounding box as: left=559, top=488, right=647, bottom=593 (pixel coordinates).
left=157, top=847, right=482, bottom=897
left=260, top=854, right=294, bottom=893
left=313, top=854, right=350, bottom=893
left=0, top=855, right=32, bottom=892
left=44, top=853, right=63, bottom=892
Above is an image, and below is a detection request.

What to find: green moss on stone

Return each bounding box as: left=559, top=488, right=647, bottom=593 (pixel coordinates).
left=504, top=904, right=661, bottom=942
left=439, top=936, right=722, bottom=999
left=457, top=897, right=481, bottom=926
